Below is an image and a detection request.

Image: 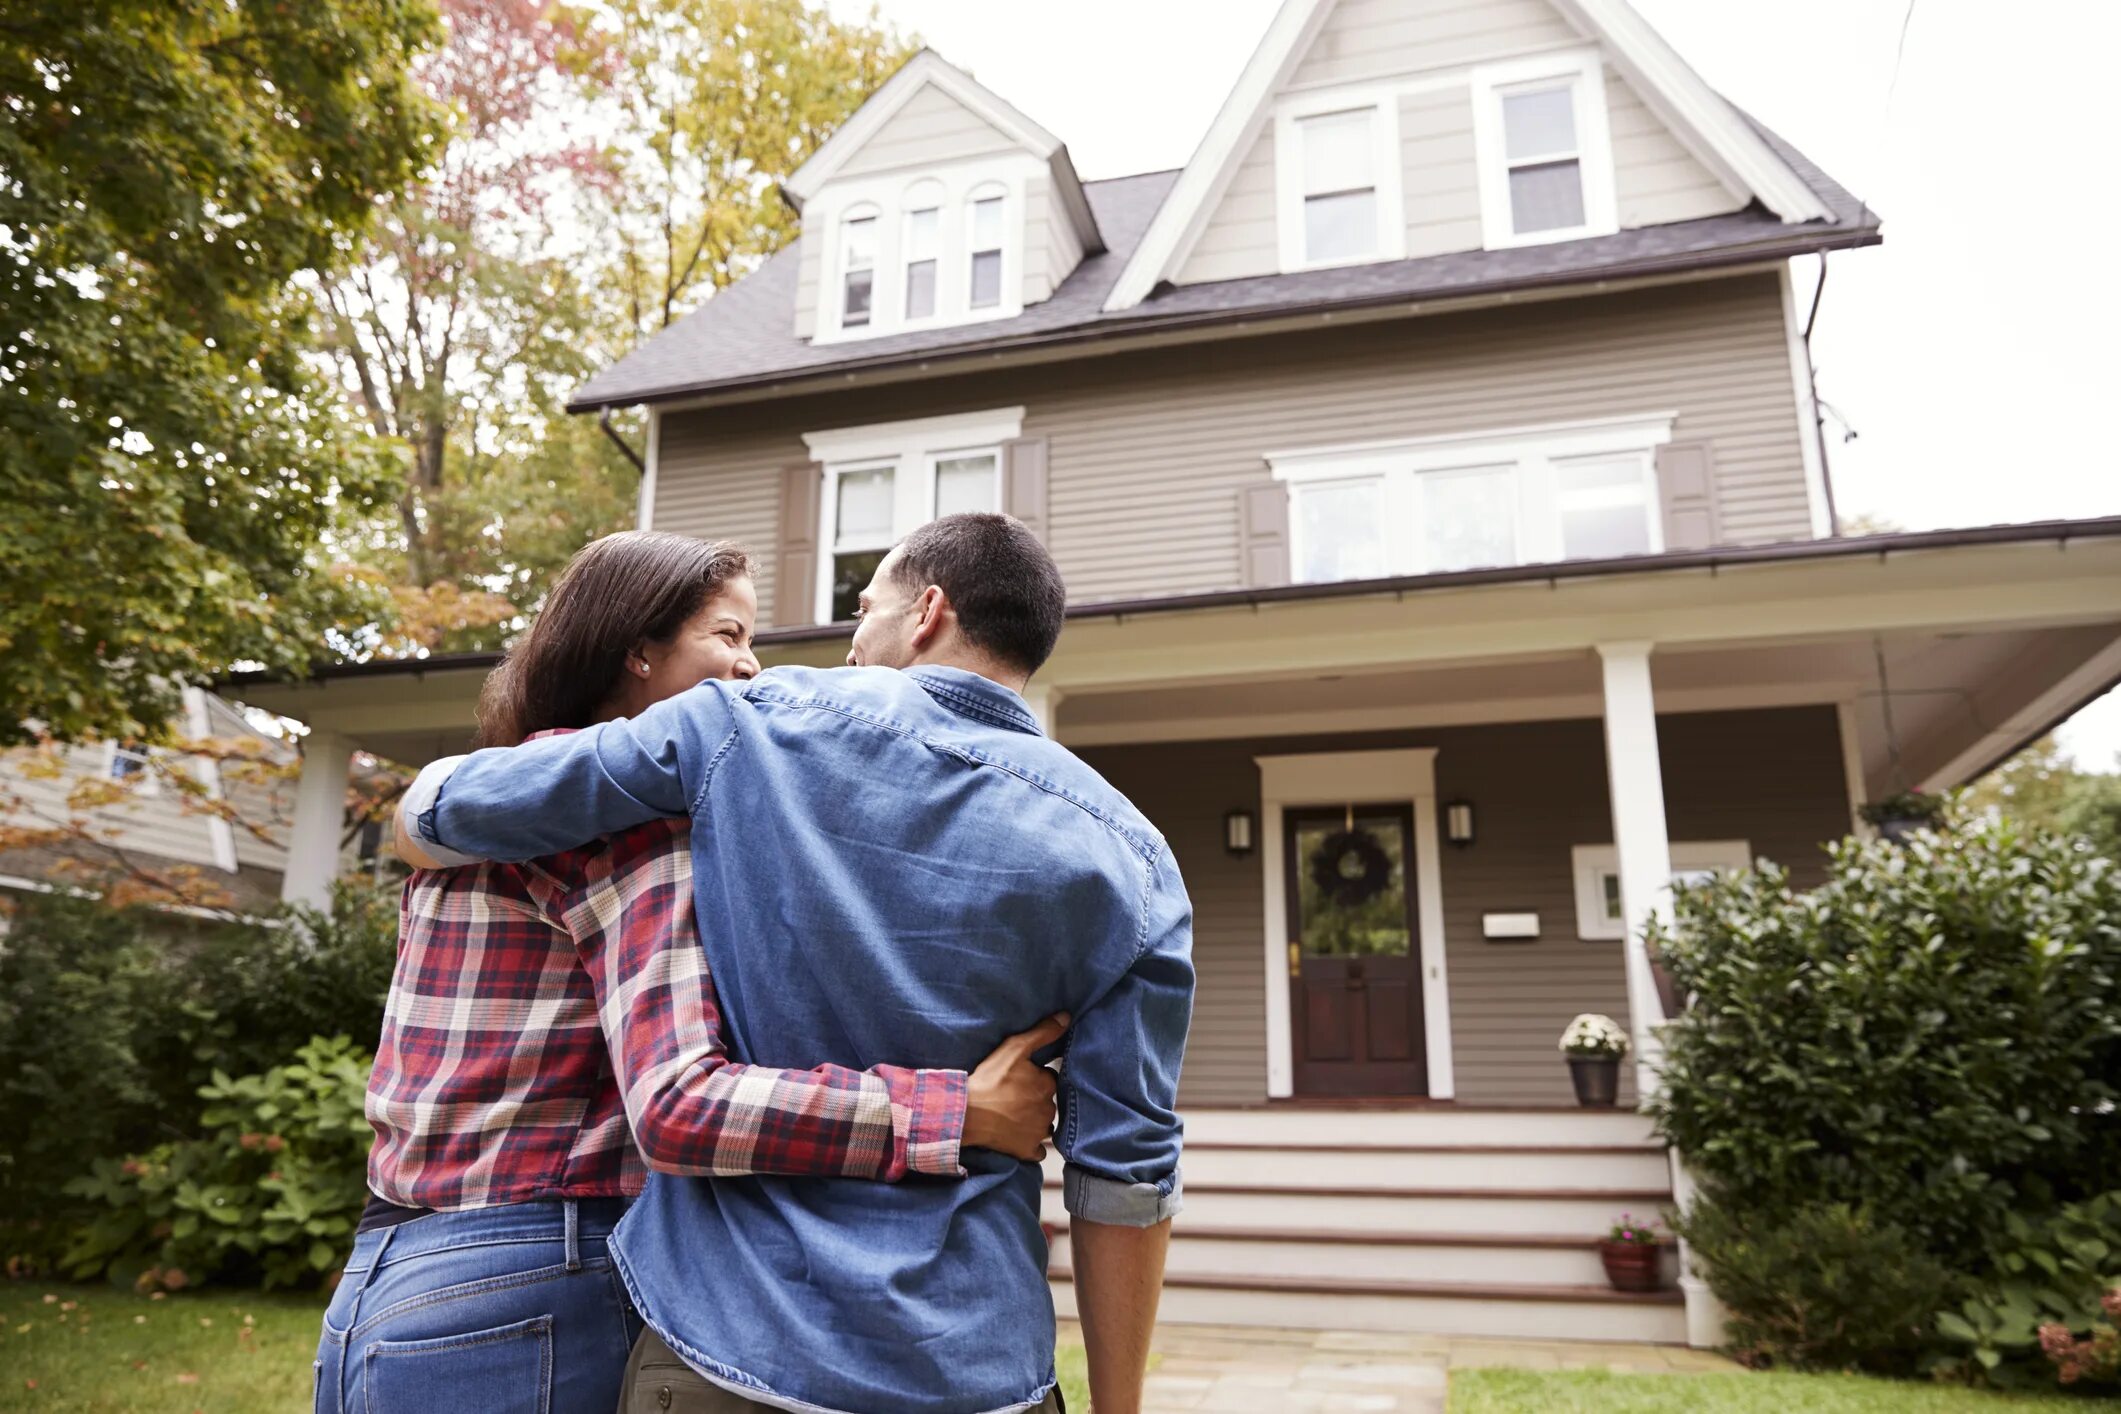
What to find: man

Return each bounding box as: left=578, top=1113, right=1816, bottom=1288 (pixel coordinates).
left=397, top=514, right=1191, bottom=1414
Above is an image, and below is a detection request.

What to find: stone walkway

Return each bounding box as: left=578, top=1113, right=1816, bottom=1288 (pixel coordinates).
left=1058, top=1321, right=1740, bottom=1413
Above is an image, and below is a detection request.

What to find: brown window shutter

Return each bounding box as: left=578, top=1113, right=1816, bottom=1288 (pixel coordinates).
left=1655, top=442, right=1720, bottom=552
left=774, top=463, right=823, bottom=628
left=1002, top=436, right=1050, bottom=542
left=1239, top=482, right=1291, bottom=588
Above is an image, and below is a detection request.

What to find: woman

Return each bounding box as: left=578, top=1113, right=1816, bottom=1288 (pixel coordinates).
left=316, top=532, right=1062, bottom=1414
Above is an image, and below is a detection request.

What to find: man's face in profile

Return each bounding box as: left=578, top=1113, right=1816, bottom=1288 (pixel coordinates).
left=847, top=546, right=919, bottom=669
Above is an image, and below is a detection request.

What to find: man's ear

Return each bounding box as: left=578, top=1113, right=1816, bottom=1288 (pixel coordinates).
left=908, top=585, right=950, bottom=651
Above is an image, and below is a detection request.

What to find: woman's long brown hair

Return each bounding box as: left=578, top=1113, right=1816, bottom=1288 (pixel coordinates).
left=473, top=532, right=753, bottom=749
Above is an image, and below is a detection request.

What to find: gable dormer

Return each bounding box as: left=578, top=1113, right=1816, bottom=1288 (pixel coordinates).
left=1110, top=0, right=1831, bottom=305
left=786, top=51, right=1104, bottom=345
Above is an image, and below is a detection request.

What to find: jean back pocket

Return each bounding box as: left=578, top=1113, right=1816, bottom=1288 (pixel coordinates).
left=364, top=1313, right=553, bottom=1414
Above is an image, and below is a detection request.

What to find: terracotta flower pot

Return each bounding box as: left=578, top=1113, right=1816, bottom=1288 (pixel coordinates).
left=1567, top=1054, right=1620, bottom=1108
left=1600, top=1241, right=1663, bottom=1292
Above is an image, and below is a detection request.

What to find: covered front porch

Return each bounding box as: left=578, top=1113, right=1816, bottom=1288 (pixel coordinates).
left=230, top=522, right=2121, bottom=1344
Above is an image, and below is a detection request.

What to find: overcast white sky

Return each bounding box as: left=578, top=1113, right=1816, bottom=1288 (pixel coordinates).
left=828, top=0, right=2121, bottom=766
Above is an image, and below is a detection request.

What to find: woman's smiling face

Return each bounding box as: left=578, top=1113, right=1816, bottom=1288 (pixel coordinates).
left=627, top=574, right=760, bottom=711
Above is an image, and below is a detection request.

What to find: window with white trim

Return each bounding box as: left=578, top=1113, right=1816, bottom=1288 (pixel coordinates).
left=902, top=193, right=941, bottom=321
left=1275, top=90, right=1404, bottom=272
left=104, top=743, right=160, bottom=796
left=967, top=187, right=1006, bottom=310
left=805, top=409, right=1022, bottom=622
left=1270, top=416, right=1672, bottom=585
left=839, top=207, right=879, bottom=328
left=1471, top=52, right=1618, bottom=248
left=1571, top=840, right=1753, bottom=941
left=1300, top=109, right=1379, bottom=263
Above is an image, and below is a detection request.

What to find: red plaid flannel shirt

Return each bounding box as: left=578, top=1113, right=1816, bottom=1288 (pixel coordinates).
left=366, top=778, right=967, bottom=1210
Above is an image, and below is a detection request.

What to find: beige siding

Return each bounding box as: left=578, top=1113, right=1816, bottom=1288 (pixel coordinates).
left=1022, top=173, right=1085, bottom=306
left=1290, top=0, right=1582, bottom=89
left=0, top=744, right=223, bottom=871
left=1607, top=67, right=1740, bottom=226
left=1076, top=705, right=1851, bottom=1108
left=1176, top=129, right=1277, bottom=286
left=653, top=275, right=1814, bottom=624
left=1400, top=85, right=1485, bottom=258
left=794, top=231, right=822, bottom=341
left=835, top=83, right=1018, bottom=180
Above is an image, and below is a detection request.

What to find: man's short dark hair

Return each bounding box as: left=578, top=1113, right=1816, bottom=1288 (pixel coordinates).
left=890, top=513, right=1067, bottom=675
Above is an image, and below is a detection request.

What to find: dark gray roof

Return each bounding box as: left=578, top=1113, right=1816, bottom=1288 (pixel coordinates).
left=569, top=122, right=1877, bottom=412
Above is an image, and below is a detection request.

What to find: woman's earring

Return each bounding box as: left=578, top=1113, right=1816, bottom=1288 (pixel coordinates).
left=635, top=660, right=650, bottom=676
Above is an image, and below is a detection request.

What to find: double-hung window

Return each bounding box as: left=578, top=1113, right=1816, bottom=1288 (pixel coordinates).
left=104, top=742, right=160, bottom=795
left=839, top=208, right=879, bottom=328
left=967, top=188, right=1005, bottom=310
left=805, top=409, right=1023, bottom=622
left=1471, top=52, right=1617, bottom=248
left=1276, top=92, right=1404, bottom=271
left=1271, top=415, right=1673, bottom=586
left=903, top=203, right=940, bottom=321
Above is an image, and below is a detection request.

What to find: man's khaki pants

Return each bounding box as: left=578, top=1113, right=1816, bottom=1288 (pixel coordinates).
left=621, top=1328, right=1067, bottom=1412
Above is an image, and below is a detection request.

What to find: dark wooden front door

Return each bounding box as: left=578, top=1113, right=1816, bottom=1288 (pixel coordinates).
left=1286, top=804, right=1427, bottom=1097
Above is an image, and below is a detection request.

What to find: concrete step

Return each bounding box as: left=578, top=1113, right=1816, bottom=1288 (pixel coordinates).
left=1172, top=1142, right=1672, bottom=1192
left=1050, top=1268, right=1689, bottom=1344
left=1048, top=1225, right=1674, bottom=1288
left=1180, top=1107, right=1662, bottom=1149
left=1045, top=1183, right=1671, bottom=1236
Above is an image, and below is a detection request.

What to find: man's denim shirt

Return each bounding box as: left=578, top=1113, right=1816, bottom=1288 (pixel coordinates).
left=406, top=665, right=1193, bottom=1414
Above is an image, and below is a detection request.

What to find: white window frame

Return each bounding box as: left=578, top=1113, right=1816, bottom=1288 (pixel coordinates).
left=803, top=407, right=1025, bottom=622
left=1274, top=85, right=1406, bottom=273
left=812, top=155, right=1035, bottom=345
left=1571, top=839, right=1753, bottom=941
left=836, top=203, right=881, bottom=329
left=1469, top=49, right=1619, bottom=250
left=1267, top=413, right=1674, bottom=584
left=103, top=742, right=162, bottom=796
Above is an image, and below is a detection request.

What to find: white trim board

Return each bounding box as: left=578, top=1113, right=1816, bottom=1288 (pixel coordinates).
left=1104, top=0, right=1828, bottom=311
left=1255, top=748, right=1455, bottom=1101
left=1779, top=262, right=1834, bottom=539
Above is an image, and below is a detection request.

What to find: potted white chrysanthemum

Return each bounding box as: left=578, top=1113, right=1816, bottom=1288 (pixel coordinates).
left=1558, top=1013, right=1629, bottom=1107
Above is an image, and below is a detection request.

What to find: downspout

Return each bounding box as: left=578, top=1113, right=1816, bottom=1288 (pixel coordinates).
left=598, top=406, right=647, bottom=476
left=1801, top=255, right=1843, bottom=535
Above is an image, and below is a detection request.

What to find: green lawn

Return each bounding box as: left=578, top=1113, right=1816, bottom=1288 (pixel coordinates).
left=1449, top=1368, right=2099, bottom=1413
left=0, top=1282, right=1091, bottom=1411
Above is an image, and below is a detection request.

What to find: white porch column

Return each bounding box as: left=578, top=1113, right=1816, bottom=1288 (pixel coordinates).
left=1596, top=641, right=1673, bottom=1083
left=1022, top=683, right=1064, bottom=737
left=1598, top=641, right=1728, bottom=1350
left=281, top=729, right=354, bottom=910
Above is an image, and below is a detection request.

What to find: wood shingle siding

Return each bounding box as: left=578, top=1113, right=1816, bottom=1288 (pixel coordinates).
left=1076, top=705, right=1851, bottom=1109
left=653, top=275, right=1812, bottom=625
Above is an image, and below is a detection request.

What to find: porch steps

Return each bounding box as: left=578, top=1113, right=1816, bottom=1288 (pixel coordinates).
left=1040, top=1107, right=1684, bottom=1343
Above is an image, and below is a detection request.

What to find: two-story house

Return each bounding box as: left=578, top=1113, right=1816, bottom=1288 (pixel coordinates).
left=235, top=0, right=2121, bottom=1346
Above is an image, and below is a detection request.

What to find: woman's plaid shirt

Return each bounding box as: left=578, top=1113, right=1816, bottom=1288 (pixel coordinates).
left=366, top=809, right=967, bottom=1210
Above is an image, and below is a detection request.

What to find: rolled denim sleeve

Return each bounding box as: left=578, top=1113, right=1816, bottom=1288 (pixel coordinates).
left=1057, top=843, right=1194, bottom=1227
left=414, top=679, right=741, bottom=863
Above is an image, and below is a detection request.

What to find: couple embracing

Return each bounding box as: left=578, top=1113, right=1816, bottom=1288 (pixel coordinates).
left=313, top=514, right=1193, bottom=1414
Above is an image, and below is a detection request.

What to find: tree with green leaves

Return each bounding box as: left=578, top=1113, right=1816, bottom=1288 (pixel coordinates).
left=589, top=0, right=914, bottom=348
left=0, top=0, right=443, bottom=745
left=1967, top=732, right=2121, bottom=858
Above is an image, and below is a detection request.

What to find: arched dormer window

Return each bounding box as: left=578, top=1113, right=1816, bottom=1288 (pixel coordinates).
left=901, top=180, right=945, bottom=322
left=839, top=203, right=880, bottom=329
left=966, top=183, right=1007, bottom=311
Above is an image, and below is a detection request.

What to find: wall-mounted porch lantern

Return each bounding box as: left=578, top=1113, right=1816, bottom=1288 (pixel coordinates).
left=1224, top=808, right=1256, bottom=857
left=1445, top=799, right=1476, bottom=848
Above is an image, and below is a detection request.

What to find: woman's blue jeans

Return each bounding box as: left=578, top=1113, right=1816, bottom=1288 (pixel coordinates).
left=315, top=1198, right=641, bottom=1414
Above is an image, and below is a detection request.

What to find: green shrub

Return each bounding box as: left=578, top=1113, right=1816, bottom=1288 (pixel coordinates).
left=62, top=1035, right=374, bottom=1291
left=1676, top=1199, right=1952, bottom=1371
left=1650, top=814, right=2121, bottom=1274
left=0, top=884, right=396, bottom=1268
left=1933, top=1191, right=2121, bottom=1392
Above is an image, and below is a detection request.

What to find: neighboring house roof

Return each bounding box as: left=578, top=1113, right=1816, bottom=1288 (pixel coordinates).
left=569, top=121, right=1874, bottom=413
left=781, top=49, right=1103, bottom=257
